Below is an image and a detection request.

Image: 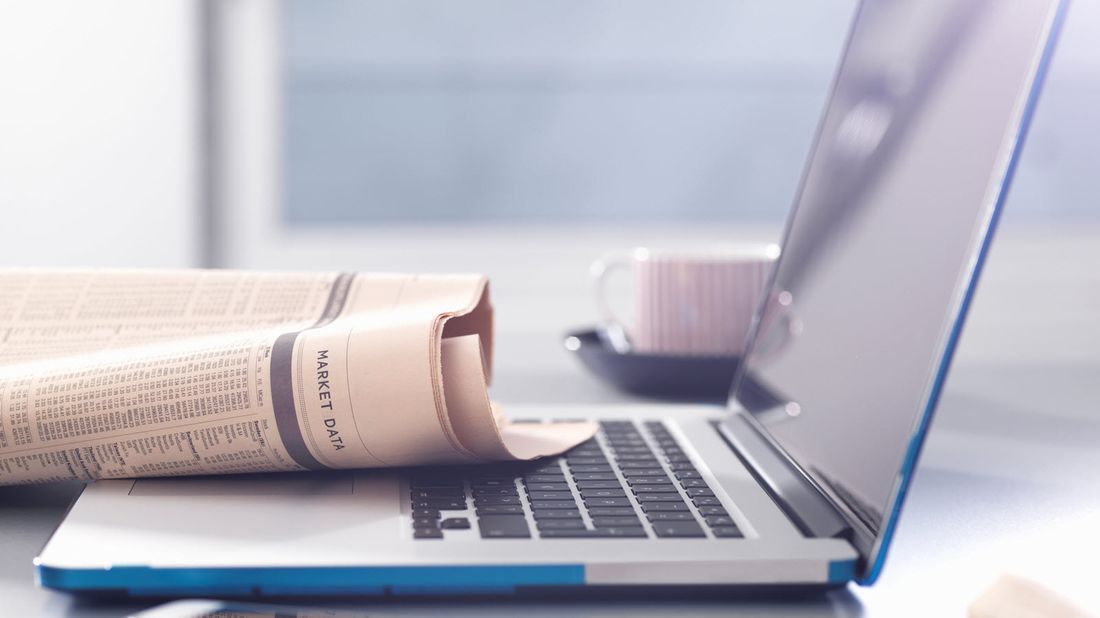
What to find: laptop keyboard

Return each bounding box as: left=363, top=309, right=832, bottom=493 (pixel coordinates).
left=408, top=420, right=743, bottom=540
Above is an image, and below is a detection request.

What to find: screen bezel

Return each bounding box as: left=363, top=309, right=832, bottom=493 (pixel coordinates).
left=726, top=0, right=1067, bottom=584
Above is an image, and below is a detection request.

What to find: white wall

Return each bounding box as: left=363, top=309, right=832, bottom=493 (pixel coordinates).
left=0, top=0, right=200, bottom=268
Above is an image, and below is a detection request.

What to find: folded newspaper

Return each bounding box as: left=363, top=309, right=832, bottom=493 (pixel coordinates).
left=0, top=269, right=596, bottom=486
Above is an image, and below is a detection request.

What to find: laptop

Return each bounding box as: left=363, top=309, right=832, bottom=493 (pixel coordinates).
left=35, top=0, right=1064, bottom=596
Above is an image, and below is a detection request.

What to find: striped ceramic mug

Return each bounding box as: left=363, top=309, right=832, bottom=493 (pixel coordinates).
left=591, top=244, right=778, bottom=356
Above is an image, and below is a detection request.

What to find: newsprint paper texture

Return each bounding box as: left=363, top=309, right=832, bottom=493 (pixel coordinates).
left=0, top=269, right=595, bottom=485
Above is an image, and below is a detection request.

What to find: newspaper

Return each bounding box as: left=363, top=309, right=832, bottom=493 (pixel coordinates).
left=0, top=269, right=596, bottom=485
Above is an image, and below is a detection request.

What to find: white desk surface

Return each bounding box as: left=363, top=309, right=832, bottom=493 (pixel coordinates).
left=2, top=219, right=1098, bottom=616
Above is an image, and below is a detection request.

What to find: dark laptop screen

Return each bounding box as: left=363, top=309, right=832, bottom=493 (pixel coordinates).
left=730, top=0, right=1062, bottom=580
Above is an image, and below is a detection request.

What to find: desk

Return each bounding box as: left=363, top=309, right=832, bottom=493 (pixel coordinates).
left=2, top=221, right=1098, bottom=616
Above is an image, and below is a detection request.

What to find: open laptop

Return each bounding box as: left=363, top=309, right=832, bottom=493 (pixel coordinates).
left=36, top=0, right=1064, bottom=596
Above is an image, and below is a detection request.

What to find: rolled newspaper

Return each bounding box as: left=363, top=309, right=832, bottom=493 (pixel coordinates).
left=0, top=269, right=596, bottom=485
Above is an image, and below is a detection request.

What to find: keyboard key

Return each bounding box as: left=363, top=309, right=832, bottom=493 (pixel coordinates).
left=625, top=477, right=671, bottom=487
left=621, top=469, right=670, bottom=478
left=440, top=517, right=471, bottom=530
left=685, top=488, right=716, bottom=498
left=629, top=484, right=678, bottom=494
left=531, top=509, right=582, bottom=519
left=635, top=493, right=685, bottom=503
left=569, top=465, right=613, bottom=473
left=566, top=443, right=604, bottom=451
left=610, top=446, right=654, bottom=454
left=679, top=479, right=710, bottom=489
left=693, top=496, right=722, bottom=507
left=641, top=502, right=691, bottom=512
left=668, top=463, right=697, bottom=471
left=409, top=488, right=463, bottom=500
left=599, top=420, right=634, bottom=427
left=473, top=488, right=518, bottom=497
left=411, top=508, right=441, bottom=518
left=540, top=528, right=646, bottom=539
left=567, top=444, right=605, bottom=451
left=578, top=489, right=627, bottom=499
left=523, top=474, right=567, bottom=484
left=704, top=515, right=736, bottom=527
left=474, top=495, right=521, bottom=506
left=475, top=505, right=524, bottom=515
left=565, top=459, right=605, bottom=468
left=668, top=466, right=704, bottom=477
left=646, top=511, right=696, bottom=521
left=575, top=480, right=623, bottom=490
left=529, top=500, right=579, bottom=510
left=591, top=516, right=642, bottom=528
left=412, top=517, right=439, bottom=527
left=613, top=454, right=661, bottom=462
left=416, top=499, right=467, bottom=510
left=617, top=461, right=665, bottom=469
left=524, top=483, right=570, bottom=493
left=414, top=527, right=443, bottom=539
left=528, top=491, right=573, bottom=501
left=478, top=515, right=531, bottom=539
left=652, top=521, right=706, bottom=538
left=564, top=457, right=608, bottom=466
left=536, top=519, right=586, bottom=530
left=607, top=435, right=646, bottom=444
left=697, top=506, right=729, bottom=516
left=572, top=473, right=618, bottom=481
left=582, top=497, right=632, bottom=508
left=711, top=526, right=744, bottom=538
left=565, top=449, right=604, bottom=457
left=587, top=507, right=637, bottom=517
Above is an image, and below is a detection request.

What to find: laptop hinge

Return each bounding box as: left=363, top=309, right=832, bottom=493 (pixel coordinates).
left=715, top=414, right=852, bottom=540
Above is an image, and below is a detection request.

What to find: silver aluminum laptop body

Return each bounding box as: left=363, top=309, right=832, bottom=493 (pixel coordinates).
left=35, top=0, right=1064, bottom=596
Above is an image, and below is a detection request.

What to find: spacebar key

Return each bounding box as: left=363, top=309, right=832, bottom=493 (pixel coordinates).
left=540, top=527, right=646, bottom=538
left=478, top=515, right=531, bottom=539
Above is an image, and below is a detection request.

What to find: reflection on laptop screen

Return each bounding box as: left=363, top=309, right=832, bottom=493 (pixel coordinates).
left=731, top=0, right=1061, bottom=556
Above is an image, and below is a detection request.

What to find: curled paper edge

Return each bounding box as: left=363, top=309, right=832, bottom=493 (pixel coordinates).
left=441, top=334, right=596, bottom=461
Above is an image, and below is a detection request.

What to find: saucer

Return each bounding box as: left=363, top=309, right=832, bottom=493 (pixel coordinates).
left=563, top=328, right=740, bottom=402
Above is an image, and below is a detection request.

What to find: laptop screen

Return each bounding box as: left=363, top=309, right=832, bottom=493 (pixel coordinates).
left=730, top=0, right=1063, bottom=581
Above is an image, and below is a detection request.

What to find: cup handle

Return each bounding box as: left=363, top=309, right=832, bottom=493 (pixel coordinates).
left=590, top=252, right=635, bottom=351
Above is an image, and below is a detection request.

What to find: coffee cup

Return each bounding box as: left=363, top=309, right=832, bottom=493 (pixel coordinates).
left=590, top=244, right=778, bottom=357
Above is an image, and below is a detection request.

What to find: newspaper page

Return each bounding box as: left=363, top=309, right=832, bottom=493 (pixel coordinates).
left=0, top=269, right=595, bottom=486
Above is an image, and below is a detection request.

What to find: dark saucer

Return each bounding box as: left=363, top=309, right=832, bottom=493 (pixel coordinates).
left=563, top=328, right=740, bottom=403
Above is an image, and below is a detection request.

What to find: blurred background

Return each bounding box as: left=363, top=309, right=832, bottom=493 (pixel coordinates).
left=1, top=3, right=1098, bottom=612
left=0, top=0, right=1097, bottom=389
left=2, top=0, right=1096, bottom=256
